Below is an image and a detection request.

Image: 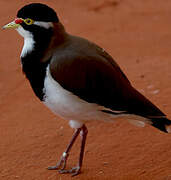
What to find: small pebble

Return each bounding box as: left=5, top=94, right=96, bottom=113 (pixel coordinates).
left=147, top=85, right=154, bottom=89
left=151, top=89, right=160, bottom=94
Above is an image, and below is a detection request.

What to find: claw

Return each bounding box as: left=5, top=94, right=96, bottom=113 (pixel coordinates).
left=48, top=153, right=68, bottom=170
left=48, top=165, right=59, bottom=170
left=59, top=166, right=81, bottom=176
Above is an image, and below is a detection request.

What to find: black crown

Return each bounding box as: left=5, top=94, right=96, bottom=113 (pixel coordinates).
left=17, top=3, right=59, bottom=22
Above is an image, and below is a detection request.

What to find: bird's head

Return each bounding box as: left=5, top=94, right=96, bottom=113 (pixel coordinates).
left=3, top=3, right=59, bottom=37
left=3, top=3, right=64, bottom=59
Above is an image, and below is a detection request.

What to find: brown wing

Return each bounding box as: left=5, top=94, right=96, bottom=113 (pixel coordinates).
left=50, top=35, right=166, bottom=118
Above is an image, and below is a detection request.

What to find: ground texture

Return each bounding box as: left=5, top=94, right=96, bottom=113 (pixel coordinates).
left=0, top=0, right=171, bottom=179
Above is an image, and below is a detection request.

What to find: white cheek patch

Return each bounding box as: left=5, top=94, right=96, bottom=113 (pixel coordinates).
left=16, top=26, right=33, bottom=38
left=33, top=21, right=53, bottom=29
left=16, top=26, right=35, bottom=58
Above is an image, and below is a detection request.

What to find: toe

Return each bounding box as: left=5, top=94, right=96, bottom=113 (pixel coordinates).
left=58, top=166, right=81, bottom=176
left=48, top=165, right=59, bottom=170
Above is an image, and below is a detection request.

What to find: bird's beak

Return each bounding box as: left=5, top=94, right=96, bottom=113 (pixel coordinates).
left=3, top=18, right=23, bottom=29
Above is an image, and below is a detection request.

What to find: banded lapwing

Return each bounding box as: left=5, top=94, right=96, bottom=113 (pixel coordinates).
left=3, top=3, right=171, bottom=176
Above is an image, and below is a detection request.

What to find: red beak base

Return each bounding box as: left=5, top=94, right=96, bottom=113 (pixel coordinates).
left=15, top=18, right=23, bottom=24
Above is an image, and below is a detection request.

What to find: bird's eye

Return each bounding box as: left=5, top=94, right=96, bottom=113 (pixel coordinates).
left=24, top=18, right=34, bottom=25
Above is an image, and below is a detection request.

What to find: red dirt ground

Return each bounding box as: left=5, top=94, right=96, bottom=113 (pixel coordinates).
left=1, top=0, right=171, bottom=179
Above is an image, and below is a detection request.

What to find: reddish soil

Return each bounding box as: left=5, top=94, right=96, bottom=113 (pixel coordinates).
left=1, top=0, right=171, bottom=179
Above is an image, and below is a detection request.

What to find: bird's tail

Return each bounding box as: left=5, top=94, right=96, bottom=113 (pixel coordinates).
left=150, top=117, right=171, bottom=133
left=126, top=115, right=171, bottom=133
left=125, top=88, right=171, bottom=133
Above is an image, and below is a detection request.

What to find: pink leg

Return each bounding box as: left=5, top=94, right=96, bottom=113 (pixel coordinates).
left=48, top=125, right=88, bottom=176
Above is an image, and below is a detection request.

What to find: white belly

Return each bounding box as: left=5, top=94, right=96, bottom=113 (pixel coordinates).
left=43, top=66, right=116, bottom=127
left=43, top=66, right=146, bottom=129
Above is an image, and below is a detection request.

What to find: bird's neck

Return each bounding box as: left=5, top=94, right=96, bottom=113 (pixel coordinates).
left=20, top=22, right=68, bottom=100
left=20, top=28, right=53, bottom=62
left=20, top=22, right=67, bottom=64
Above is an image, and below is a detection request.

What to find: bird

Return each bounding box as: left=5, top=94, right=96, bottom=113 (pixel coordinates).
left=3, top=3, right=171, bottom=176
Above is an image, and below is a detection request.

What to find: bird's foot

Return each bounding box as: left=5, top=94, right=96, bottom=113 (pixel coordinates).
left=48, top=152, right=68, bottom=171
left=59, top=166, right=81, bottom=176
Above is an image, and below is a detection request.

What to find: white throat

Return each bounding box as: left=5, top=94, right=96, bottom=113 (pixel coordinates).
left=16, top=22, right=53, bottom=58
left=16, top=26, right=35, bottom=58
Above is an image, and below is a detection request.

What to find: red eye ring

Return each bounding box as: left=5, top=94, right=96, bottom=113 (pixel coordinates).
left=15, top=18, right=23, bottom=24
